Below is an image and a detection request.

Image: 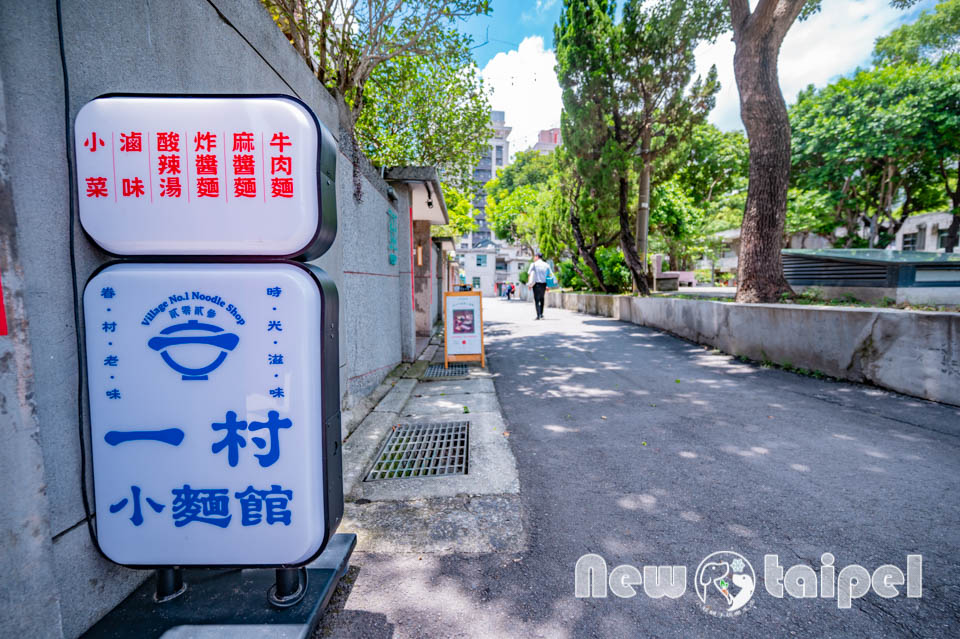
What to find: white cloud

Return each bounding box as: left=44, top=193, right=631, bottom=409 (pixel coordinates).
left=481, top=36, right=563, bottom=157
left=696, top=0, right=926, bottom=131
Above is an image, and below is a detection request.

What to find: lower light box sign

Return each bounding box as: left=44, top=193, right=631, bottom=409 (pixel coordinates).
left=365, top=422, right=469, bottom=480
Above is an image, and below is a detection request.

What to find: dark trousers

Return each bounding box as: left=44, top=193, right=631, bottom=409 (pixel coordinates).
left=533, top=283, right=547, bottom=318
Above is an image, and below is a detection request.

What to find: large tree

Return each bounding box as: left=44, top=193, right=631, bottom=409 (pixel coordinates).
left=261, top=0, right=490, bottom=198
left=720, top=0, right=919, bottom=301
left=555, top=0, right=721, bottom=294
left=791, top=61, right=958, bottom=248
left=621, top=0, right=723, bottom=285
left=356, top=51, right=492, bottom=190
left=874, top=0, right=960, bottom=64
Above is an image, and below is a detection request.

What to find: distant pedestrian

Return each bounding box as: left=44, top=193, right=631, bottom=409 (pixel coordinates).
left=527, top=253, right=554, bottom=320
left=506, top=282, right=513, bottom=300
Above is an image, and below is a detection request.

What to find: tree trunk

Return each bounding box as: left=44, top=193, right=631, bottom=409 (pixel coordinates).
left=618, top=175, right=651, bottom=295
left=732, top=31, right=793, bottom=302
left=945, top=211, right=960, bottom=254
left=570, top=204, right=608, bottom=292
left=636, top=139, right=652, bottom=293
left=944, top=160, right=960, bottom=253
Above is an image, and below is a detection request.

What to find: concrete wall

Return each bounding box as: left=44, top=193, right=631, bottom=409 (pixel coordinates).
left=0, top=1, right=415, bottom=636
left=545, top=292, right=960, bottom=408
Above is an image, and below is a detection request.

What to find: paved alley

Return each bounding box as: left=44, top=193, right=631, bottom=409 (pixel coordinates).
left=318, top=298, right=960, bottom=638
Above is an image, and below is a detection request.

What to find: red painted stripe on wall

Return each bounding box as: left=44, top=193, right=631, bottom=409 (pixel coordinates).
left=0, top=270, right=7, bottom=336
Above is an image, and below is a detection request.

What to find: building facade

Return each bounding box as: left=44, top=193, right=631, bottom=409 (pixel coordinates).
left=894, top=211, right=957, bottom=252
left=458, top=247, right=498, bottom=297
left=468, top=110, right=512, bottom=248
left=531, top=127, right=561, bottom=154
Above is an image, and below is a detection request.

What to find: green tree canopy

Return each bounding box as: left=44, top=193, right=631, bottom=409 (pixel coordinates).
left=356, top=50, right=492, bottom=189
left=874, top=0, right=960, bottom=64
left=432, top=184, right=479, bottom=239
left=791, top=60, right=958, bottom=247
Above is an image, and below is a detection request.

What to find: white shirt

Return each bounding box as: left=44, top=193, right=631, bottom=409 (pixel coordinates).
left=527, top=259, right=552, bottom=284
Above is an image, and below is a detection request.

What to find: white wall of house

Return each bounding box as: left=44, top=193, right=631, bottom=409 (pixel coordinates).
left=895, top=211, right=955, bottom=252
left=459, top=248, right=498, bottom=296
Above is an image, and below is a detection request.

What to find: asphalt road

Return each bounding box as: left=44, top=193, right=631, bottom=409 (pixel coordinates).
left=318, top=298, right=960, bottom=638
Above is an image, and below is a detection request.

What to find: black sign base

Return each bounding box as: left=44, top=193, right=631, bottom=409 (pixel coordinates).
left=82, top=533, right=357, bottom=639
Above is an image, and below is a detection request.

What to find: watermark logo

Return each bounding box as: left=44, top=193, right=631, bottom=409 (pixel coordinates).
left=574, top=552, right=922, bottom=616
left=694, top=551, right=756, bottom=617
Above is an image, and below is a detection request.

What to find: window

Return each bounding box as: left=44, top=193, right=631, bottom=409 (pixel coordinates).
left=902, top=232, right=918, bottom=251
left=517, top=262, right=525, bottom=271
left=495, top=145, right=504, bottom=165
left=472, top=277, right=481, bottom=289
left=939, top=229, right=951, bottom=249
left=476, top=254, right=487, bottom=267
left=496, top=262, right=507, bottom=270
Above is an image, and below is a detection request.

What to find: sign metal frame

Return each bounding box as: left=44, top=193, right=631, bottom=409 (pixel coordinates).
left=443, top=290, right=485, bottom=368
left=83, top=259, right=343, bottom=569
left=75, top=93, right=337, bottom=261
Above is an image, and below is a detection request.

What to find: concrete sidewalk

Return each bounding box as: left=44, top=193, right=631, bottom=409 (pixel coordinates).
left=337, top=336, right=523, bottom=554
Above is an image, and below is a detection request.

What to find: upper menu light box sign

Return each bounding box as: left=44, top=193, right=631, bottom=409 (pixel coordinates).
left=75, top=95, right=336, bottom=258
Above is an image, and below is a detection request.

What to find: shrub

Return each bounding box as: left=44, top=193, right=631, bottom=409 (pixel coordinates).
left=518, top=270, right=529, bottom=284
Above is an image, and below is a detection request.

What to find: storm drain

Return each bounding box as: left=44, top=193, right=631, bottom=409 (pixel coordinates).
left=424, top=364, right=469, bottom=378
left=364, top=421, right=469, bottom=480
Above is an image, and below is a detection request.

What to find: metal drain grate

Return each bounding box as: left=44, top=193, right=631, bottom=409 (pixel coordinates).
left=424, top=364, right=469, bottom=378
left=364, top=422, right=469, bottom=480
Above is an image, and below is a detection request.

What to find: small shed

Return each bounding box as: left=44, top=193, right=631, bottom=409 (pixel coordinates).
left=781, top=249, right=960, bottom=305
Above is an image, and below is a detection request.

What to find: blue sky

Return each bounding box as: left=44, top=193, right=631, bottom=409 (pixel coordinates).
left=461, top=0, right=938, bottom=155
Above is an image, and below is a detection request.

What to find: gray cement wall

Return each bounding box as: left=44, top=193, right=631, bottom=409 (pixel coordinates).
left=0, top=1, right=415, bottom=636
left=545, top=291, right=960, bottom=407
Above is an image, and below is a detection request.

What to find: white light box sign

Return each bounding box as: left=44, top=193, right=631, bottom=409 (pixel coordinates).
left=84, top=262, right=339, bottom=566
left=75, top=95, right=336, bottom=258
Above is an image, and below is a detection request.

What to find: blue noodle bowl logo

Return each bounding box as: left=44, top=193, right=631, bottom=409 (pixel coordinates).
left=695, top=551, right=756, bottom=617
left=147, top=319, right=239, bottom=380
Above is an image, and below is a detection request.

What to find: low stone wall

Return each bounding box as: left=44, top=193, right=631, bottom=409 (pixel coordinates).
left=545, top=291, right=960, bottom=407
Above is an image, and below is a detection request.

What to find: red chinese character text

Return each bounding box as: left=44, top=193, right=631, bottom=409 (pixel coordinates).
left=234, top=177, right=257, bottom=198
left=122, top=177, right=146, bottom=198
left=120, top=132, right=142, bottom=152
left=158, top=154, right=181, bottom=175
left=270, top=156, right=292, bottom=175
left=233, top=154, right=256, bottom=175
left=233, top=132, right=255, bottom=152
left=83, top=132, right=106, bottom=152
left=197, top=177, right=220, bottom=198
left=194, top=132, right=217, bottom=152
left=157, top=132, right=180, bottom=152
left=271, top=177, right=294, bottom=198
left=195, top=154, right=218, bottom=175
left=269, top=132, right=291, bottom=153
left=85, top=177, right=109, bottom=198
left=160, top=177, right=182, bottom=198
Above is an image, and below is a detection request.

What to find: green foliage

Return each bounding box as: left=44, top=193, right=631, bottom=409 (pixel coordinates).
left=432, top=184, right=479, bottom=238
left=486, top=184, right=544, bottom=247
left=874, top=0, right=960, bottom=64
left=554, top=0, right=723, bottom=292
left=357, top=52, right=492, bottom=189
left=518, top=270, right=529, bottom=285
left=557, top=248, right=631, bottom=293
left=667, top=124, right=748, bottom=204
left=791, top=60, right=959, bottom=247
left=486, top=150, right=556, bottom=200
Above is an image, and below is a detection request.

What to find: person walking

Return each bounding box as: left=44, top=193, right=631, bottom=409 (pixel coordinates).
left=527, top=253, right=553, bottom=320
